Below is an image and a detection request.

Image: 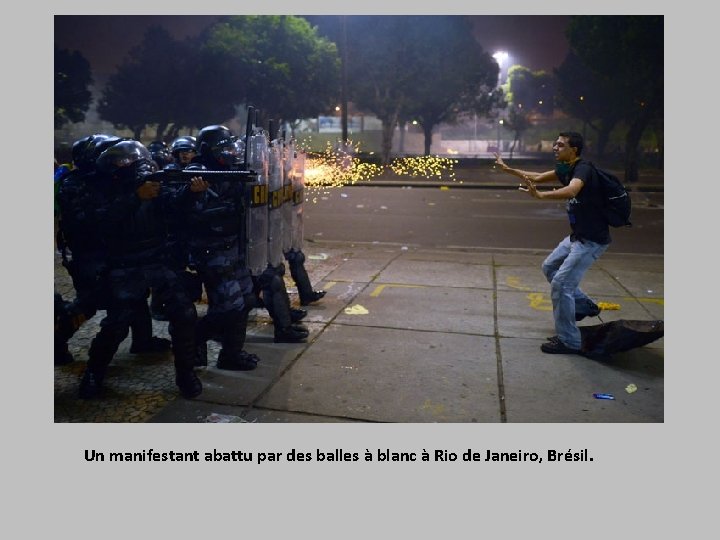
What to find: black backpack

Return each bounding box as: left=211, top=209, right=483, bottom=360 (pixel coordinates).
left=585, top=161, right=632, bottom=227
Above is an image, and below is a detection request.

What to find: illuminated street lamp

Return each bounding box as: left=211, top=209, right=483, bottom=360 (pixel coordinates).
left=493, top=50, right=509, bottom=85
left=497, top=119, right=504, bottom=155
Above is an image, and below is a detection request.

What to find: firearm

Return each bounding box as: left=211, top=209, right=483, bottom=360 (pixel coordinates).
left=145, top=169, right=256, bottom=199
left=145, top=169, right=256, bottom=185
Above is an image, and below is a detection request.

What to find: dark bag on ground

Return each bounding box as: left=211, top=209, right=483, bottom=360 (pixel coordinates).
left=587, top=162, right=632, bottom=227
left=579, top=319, right=663, bottom=359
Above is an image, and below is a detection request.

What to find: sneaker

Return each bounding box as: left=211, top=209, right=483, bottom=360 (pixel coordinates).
left=300, top=290, right=326, bottom=306
left=540, top=340, right=582, bottom=355
left=575, top=303, right=601, bottom=321
left=290, top=308, right=308, bottom=322
left=78, top=369, right=104, bottom=399
left=546, top=335, right=560, bottom=344
left=216, top=350, right=259, bottom=371
left=130, top=336, right=171, bottom=354
left=176, top=370, right=202, bottom=399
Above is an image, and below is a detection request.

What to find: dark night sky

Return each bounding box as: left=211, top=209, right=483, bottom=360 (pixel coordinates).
left=54, top=15, right=571, bottom=78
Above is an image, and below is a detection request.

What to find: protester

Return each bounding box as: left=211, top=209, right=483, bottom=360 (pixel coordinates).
left=494, top=131, right=608, bottom=355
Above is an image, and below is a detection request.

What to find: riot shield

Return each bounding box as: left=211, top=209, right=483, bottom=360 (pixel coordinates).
left=281, top=139, right=294, bottom=253
left=267, top=141, right=285, bottom=267
left=245, top=132, right=269, bottom=275
left=291, top=150, right=306, bottom=250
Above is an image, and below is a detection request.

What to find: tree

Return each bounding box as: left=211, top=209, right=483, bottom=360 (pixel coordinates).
left=54, top=46, right=93, bottom=129
left=98, top=26, right=222, bottom=140
left=202, top=15, right=340, bottom=131
left=503, top=107, right=532, bottom=158
left=400, top=17, right=499, bottom=156
left=555, top=52, right=622, bottom=158
left=504, top=65, right=555, bottom=117
left=342, top=16, right=420, bottom=164
left=566, top=16, right=663, bottom=182
left=501, top=65, right=557, bottom=156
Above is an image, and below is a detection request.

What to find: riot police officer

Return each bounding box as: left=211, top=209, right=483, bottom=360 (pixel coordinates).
left=150, top=134, right=201, bottom=321
left=148, top=140, right=173, bottom=169
left=282, top=139, right=325, bottom=306
left=56, top=134, right=171, bottom=366
left=165, top=136, right=197, bottom=170
left=183, top=125, right=260, bottom=370
left=254, top=127, right=309, bottom=343
left=78, top=140, right=202, bottom=399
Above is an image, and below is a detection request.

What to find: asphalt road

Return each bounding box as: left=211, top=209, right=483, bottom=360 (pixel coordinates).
left=302, top=186, right=664, bottom=254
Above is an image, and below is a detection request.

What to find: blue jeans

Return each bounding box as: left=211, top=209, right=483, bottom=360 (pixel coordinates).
left=541, top=235, right=608, bottom=349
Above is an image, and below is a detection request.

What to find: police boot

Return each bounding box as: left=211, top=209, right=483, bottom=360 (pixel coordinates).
left=129, top=301, right=171, bottom=353
left=216, top=309, right=260, bottom=371
left=55, top=294, right=79, bottom=365
left=54, top=340, right=74, bottom=366
left=54, top=304, right=75, bottom=365
left=274, top=323, right=309, bottom=344
left=175, top=369, right=202, bottom=399
left=78, top=368, right=105, bottom=400
left=263, top=272, right=292, bottom=327
left=169, top=319, right=203, bottom=399
left=194, top=313, right=223, bottom=367
left=266, top=274, right=308, bottom=343
left=287, top=250, right=326, bottom=305
left=79, top=337, right=116, bottom=399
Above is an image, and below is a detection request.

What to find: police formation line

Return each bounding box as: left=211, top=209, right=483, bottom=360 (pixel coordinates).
left=54, top=115, right=326, bottom=400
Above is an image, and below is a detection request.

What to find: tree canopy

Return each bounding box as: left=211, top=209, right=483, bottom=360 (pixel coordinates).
left=400, top=16, right=500, bottom=156
left=97, top=17, right=340, bottom=139
left=564, top=15, right=663, bottom=181
left=339, top=15, right=499, bottom=163
left=54, top=46, right=93, bottom=129
left=201, top=15, right=340, bottom=129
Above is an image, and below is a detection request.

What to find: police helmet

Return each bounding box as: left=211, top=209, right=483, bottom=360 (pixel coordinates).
left=96, top=140, right=154, bottom=176
left=170, top=136, right=197, bottom=156
left=71, top=135, right=94, bottom=166
left=196, top=125, right=241, bottom=167
left=92, top=136, right=125, bottom=159
left=147, top=140, right=169, bottom=153
left=73, top=134, right=119, bottom=171
left=147, top=140, right=172, bottom=166
left=79, top=135, right=126, bottom=172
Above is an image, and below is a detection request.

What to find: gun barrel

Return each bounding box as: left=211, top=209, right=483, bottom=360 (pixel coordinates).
left=146, top=170, right=255, bottom=184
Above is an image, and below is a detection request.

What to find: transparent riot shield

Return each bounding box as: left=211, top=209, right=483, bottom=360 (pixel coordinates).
left=291, top=150, right=306, bottom=251
left=267, top=141, right=285, bottom=267
left=245, top=133, right=269, bottom=275
left=281, top=140, right=294, bottom=253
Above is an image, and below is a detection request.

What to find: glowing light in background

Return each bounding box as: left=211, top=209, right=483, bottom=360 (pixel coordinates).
left=389, top=155, right=458, bottom=181
left=299, top=140, right=383, bottom=203
left=297, top=139, right=461, bottom=203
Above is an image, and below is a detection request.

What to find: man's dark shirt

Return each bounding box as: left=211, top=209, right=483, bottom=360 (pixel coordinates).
left=558, top=160, right=611, bottom=245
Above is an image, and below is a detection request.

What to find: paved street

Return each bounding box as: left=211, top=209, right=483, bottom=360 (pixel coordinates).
left=55, top=238, right=664, bottom=423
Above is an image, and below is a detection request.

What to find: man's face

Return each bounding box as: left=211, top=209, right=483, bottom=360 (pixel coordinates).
left=552, top=136, right=576, bottom=162
left=178, top=150, right=196, bottom=165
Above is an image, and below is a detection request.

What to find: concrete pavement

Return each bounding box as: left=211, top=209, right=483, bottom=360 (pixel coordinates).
left=54, top=240, right=664, bottom=423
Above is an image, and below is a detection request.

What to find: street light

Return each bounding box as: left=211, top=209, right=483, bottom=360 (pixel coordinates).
left=493, top=50, right=509, bottom=85
left=497, top=119, right=504, bottom=155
